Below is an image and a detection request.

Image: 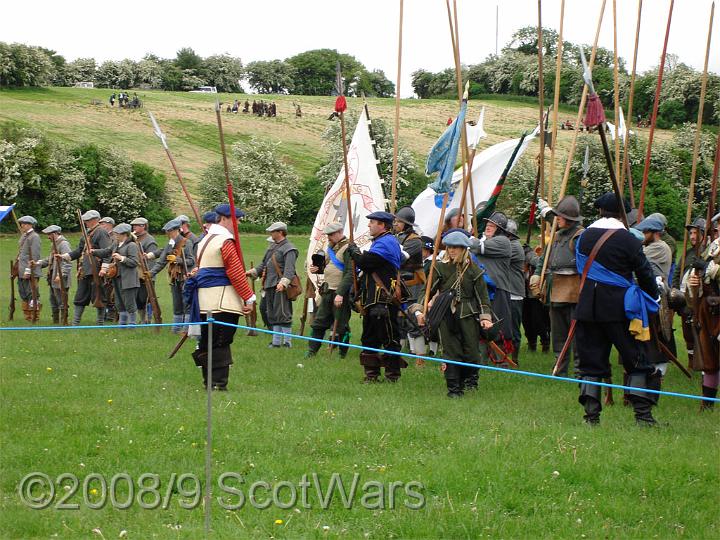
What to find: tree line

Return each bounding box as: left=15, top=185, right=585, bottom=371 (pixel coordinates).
left=0, top=44, right=395, bottom=97
left=412, top=26, right=720, bottom=128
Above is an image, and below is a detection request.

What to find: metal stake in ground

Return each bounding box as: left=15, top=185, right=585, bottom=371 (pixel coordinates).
left=205, top=318, right=213, bottom=535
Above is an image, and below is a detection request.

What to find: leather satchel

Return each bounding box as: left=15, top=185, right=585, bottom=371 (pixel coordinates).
left=271, top=253, right=302, bottom=301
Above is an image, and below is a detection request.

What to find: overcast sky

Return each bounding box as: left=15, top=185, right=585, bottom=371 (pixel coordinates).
left=2, top=0, right=718, bottom=97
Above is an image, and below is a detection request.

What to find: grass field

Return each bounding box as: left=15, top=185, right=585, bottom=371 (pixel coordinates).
left=0, top=87, right=675, bottom=213
left=0, top=232, right=717, bottom=539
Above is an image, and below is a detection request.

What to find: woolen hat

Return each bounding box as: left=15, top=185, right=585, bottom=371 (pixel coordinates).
left=421, top=236, right=434, bottom=250
left=42, top=225, right=61, bottom=234
left=162, top=219, right=182, bottom=232
left=444, top=208, right=461, bottom=222
left=635, top=217, right=664, bottom=233
left=266, top=221, right=288, bottom=232
left=647, top=212, right=668, bottom=227
left=99, top=217, right=115, bottom=225
left=81, top=210, right=101, bottom=221
left=202, top=211, right=219, bottom=224
left=130, top=217, right=148, bottom=226
left=366, top=211, right=395, bottom=224
left=443, top=230, right=471, bottom=247
left=113, top=223, right=132, bottom=234
left=18, top=215, right=37, bottom=225
left=176, top=214, right=190, bottom=223
left=594, top=192, right=631, bottom=213
left=323, top=222, right=344, bottom=235
left=214, top=204, right=245, bottom=218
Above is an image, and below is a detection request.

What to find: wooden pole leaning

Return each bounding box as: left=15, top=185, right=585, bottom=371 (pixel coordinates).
left=620, top=0, right=643, bottom=206
left=679, top=1, right=714, bottom=279
left=389, top=0, right=404, bottom=214
left=538, top=0, right=607, bottom=294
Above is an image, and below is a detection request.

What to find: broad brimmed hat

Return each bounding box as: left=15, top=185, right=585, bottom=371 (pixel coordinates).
left=484, top=211, right=508, bottom=231
left=81, top=210, right=101, bottom=221
left=685, top=217, right=706, bottom=233
left=42, top=225, right=61, bottom=234
left=266, top=221, right=288, bottom=233
left=130, top=217, right=148, bottom=226
left=552, top=195, right=583, bottom=222
left=394, top=206, right=416, bottom=227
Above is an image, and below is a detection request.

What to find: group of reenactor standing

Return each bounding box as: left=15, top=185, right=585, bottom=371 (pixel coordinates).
left=11, top=194, right=720, bottom=422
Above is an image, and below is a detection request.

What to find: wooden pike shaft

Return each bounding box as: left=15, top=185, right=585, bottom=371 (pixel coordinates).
left=450, top=0, right=472, bottom=228
left=637, top=0, right=675, bottom=219
left=680, top=1, right=714, bottom=278
left=547, top=0, right=565, bottom=207
left=612, top=0, right=621, bottom=191
left=422, top=194, right=449, bottom=314
left=704, top=132, right=720, bottom=248
left=538, top=0, right=606, bottom=293
left=389, top=0, right=403, bottom=214
left=163, top=147, right=202, bottom=227
left=620, top=0, right=643, bottom=206
left=537, top=0, right=546, bottom=201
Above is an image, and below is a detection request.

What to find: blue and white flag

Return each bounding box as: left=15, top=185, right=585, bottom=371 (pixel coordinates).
left=425, top=100, right=467, bottom=194
left=0, top=204, right=15, bottom=224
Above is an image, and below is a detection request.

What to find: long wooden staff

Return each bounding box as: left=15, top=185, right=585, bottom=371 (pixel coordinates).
left=679, top=1, right=714, bottom=279
left=547, top=0, right=565, bottom=208
left=536, top=0, right=546, bottom=208
left=214, top=101, right=243, bottom=259
left=620, top=0, right=643, bottom=206
left=703, top=132, right=720, bottom=249
left=389, top=0, right=404, bottom=214
left=637, top=0, right=675, bottom=220
left=148, top=112, right=202, bottom=227
left=449, top=0, right=472, bottom=226
left=611, top=0, right=621, bottom=188
left=537, top=0, right=606, bottom=294
left=423, top=0, right=464, bottom=314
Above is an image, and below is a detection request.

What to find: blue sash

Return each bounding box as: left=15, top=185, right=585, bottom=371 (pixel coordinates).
left=183, top=267, right=231, bottom=323
left=470, top=253, right=496, bottom=301
left=575, top=237, right=658, bottom=340
left=369, top=233, right=401, bottom=269
left=327, top=245, right=345, bottom=272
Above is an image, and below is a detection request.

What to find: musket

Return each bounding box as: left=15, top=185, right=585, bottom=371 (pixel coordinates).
left=50, top=236, right=69, bottom=325
left=29, top=274, right=39, bottom=323
left=148, top=112, right=203, bottom=227
left=76, top=209, right=105, bottom=309
left=688, top=267, right=706, bottom=371
left=134, top=238, right=162, bottom=331
left=8, top=259, right=16, bottom=321
left=247, top=260, right=258, bottom=336
left=168, top=333, right=189, bottom=360
left=298, top=277, right=314, bottom=336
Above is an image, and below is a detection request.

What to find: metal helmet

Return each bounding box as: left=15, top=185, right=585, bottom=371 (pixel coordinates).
left=505, top=219, right=519, bottom=239
left=686, top=217, right=706, bottom=234
left=485, top=211, right=508, bottom=231
left=395, top=206, right=416, bottom=227
left=553, top=195, right=583, bottom=221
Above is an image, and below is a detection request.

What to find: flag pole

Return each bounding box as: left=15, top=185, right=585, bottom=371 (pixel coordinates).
left=547, top=0, right=565, bottom=209
left=620, top=0, right=643, bottom=207
left=389, top=0, right=404, bottom=214
left=612, top=0, right=621, bottom=191
left=679, top=1, right=714, bottom=278
left=637, top=0, right=675, bottom=220
left=538, top=0, right=606, bottom=294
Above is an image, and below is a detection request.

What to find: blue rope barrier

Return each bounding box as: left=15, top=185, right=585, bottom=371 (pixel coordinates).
left=0, top=321, right=207, bottom=331
left=211, top=319, right=720, bottom=404
left=1, top=318, right=717, bottom=403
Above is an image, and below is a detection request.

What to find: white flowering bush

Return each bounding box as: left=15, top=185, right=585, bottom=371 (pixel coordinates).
left=200, top=137, right=300, bottom=224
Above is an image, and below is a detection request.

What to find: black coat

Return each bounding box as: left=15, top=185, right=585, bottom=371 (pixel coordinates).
left=575, top=226, right=658, bottom=322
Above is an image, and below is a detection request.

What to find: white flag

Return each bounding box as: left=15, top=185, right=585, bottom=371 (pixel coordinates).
left=306, top=108, right=385, bottom=280
left=412, top=129, right=537, bottom=239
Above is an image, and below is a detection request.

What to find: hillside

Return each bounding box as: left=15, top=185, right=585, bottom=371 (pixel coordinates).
left=0, top=87, right=674, bottom=212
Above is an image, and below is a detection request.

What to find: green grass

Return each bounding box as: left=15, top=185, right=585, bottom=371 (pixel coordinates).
left=0, top=86, right=679, bottom=215
left=0, top=233, right=717, bottom=538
